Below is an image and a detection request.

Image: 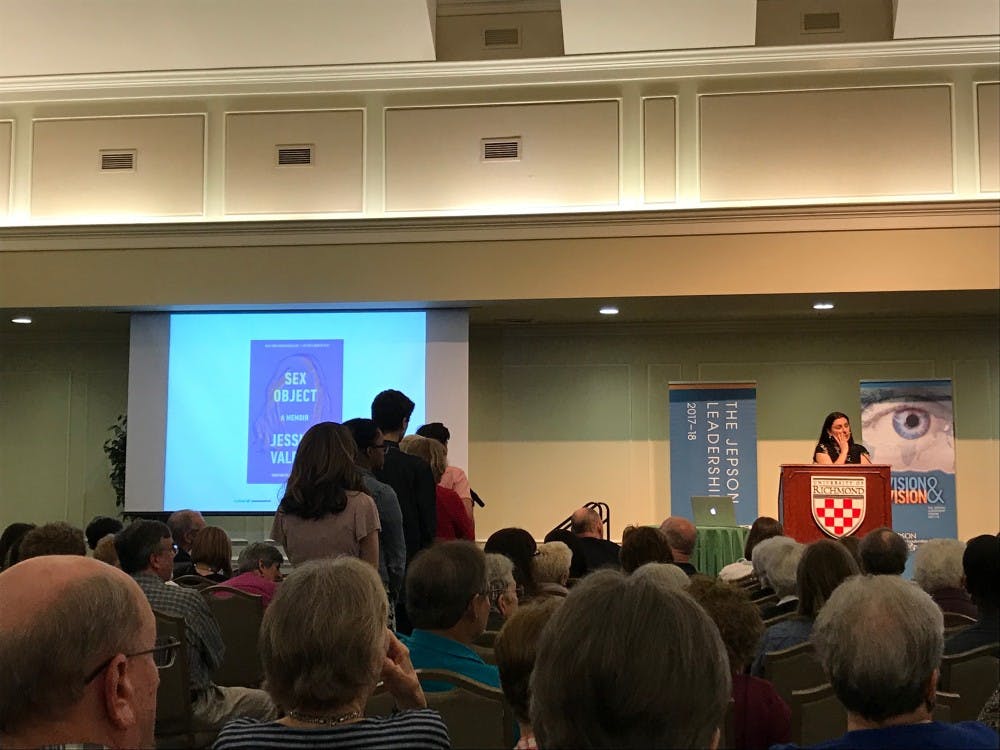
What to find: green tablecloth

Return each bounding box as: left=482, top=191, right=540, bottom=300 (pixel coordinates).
left=692, top=525, right=750, bottom=577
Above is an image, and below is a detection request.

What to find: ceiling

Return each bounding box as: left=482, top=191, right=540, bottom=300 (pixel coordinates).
left=2, top=290, right=996, bottom=336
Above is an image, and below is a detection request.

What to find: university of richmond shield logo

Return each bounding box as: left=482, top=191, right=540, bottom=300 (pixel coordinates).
left=810, top=476, right=867, bottom=538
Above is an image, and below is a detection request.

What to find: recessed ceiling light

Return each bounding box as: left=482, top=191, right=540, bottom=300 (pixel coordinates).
left=599, top=306, right=619, bottom=315
left=812, top=302, right=835, bottom=311
left=11, top=316, right=32, bottom=324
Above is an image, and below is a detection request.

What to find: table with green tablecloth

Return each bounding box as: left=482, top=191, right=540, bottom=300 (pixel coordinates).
left=691, top=525, right=750, bottom=577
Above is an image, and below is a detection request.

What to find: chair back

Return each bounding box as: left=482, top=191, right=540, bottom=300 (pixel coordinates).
left=754, top=593, right=779, bottom=609
left=202, top=585, right=264, bottom=688
left=153, top=611, right=195, bottom=742
left=173, top=574, right=214, bottom=590
left=762, top=641, right=826, bottom=706
left=933, top=691, right=960, bottom=723
left=789, top=683, right=846, bottom=746
left=763, top=611, right=795, bottom=627
left=938, top=642, right=1000, bottom=722
left=942, top=611, right=977, bottom=634
left=471, top=643, right=496, bottom=665
left=416, top=669, right=514, bottom=749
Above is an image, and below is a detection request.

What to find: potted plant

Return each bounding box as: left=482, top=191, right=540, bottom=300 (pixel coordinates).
left=103, top=414, right=127, bottom=509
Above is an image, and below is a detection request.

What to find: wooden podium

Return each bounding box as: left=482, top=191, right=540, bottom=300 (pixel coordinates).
left=779, top=464, right=892, bottom=543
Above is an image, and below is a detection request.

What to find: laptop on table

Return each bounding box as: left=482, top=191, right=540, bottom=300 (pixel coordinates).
left=691, top=496, right=738, bottom=527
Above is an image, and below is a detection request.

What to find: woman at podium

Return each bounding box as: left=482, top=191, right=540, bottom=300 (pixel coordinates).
left=813, top=411, right=871, bottom=465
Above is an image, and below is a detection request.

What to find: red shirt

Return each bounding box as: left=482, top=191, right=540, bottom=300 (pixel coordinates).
left=435, top=485, right=475, bottom=541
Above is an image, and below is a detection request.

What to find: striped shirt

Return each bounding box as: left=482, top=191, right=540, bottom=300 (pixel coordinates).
left=213, top=710, right=450, bottom=750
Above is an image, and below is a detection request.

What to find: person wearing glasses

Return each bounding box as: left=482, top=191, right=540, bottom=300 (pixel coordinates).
left=116, top=520, right=277, bottom=730
left=0, top=555, right=172, bottom=749
left=400, top=541, right=500, bottom=692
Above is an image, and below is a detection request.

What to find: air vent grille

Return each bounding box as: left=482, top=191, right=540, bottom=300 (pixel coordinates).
left=100, top=150, right=136, bottom=171
left=276, top=145, right=313, bottom=166
left=482, top=137, right=521, bottom=161
left=802, top=11, right=841, bottom=32
left=483, top=27, right=520, bottom=48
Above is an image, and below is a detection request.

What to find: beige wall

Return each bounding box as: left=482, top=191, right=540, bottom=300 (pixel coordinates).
left=469, top=319, right=999, bottom=542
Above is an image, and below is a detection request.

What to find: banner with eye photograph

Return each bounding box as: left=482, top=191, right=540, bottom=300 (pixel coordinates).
left=859, top=379, right=957, bottom=560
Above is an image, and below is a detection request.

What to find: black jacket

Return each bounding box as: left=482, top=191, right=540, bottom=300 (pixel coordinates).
left=376, top=441, right=437, bottom=560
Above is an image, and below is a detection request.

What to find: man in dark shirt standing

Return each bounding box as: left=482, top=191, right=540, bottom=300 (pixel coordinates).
left=570, top=507, right=621, bottom=573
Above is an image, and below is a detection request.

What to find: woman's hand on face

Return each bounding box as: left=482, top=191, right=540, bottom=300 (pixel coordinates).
left=380, top=629, right=426, bottom=710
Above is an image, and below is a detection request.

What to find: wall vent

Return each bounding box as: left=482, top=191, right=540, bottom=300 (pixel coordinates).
left=481, top=137, right=521, bottom=161
left=483, top=26, right=521, bottom=49
left=276, top=145, right=313, bottom=166
left=99, top=149, right=136, bottom=171
left=802, top=11, right=841, bottom=33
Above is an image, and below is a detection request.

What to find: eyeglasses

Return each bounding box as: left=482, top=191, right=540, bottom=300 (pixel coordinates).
left=158, top=543, right=178, bottom=556
left=84, top=636, right=181, bottom=684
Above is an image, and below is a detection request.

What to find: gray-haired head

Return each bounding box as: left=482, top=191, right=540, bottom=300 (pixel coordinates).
left=812, top=574, right=943, bottom=723
left=763, top=540, right=804, bottom=598
left=485, top=552, right=517, bottom=612
left=530, top=569, right=730, bottom=749
left=532, top=541, right=572, bottom=585
left=912, top=538, right=966, bottom=594
left=631, top=561, right=691, bottom=591
left=236, top=542, right=285, bottom=575
left=750, top=535, right=794, bottom=587
left=260, top=557, right=387, bottom=713
left=406, top=541, right=487, bottom=630
left=858, top=527, right=908, bottom=576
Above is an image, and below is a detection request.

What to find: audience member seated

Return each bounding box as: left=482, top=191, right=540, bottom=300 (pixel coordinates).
left=838, top=535, right=863, bottom=569
left=400, top=541, right=500, bottom=691
left=85, top=515, right=123, bottom=551
left=485, top=528, right=539, bottom=601
left=167, top=509, right=206, bottom=576
left=619, top=524, right=673, bottom=573
left=945, top=533, right=999, bottom=655
left=93, top=534, right=121, bottom=567
left=541, top=528, right=587, bottom=580
left=632, top=561, right=692, bottom=590
left=858, top=526, right=908, bottom=575
left=0, top=555, right=165, bottom=749
left=0, top=522, right=35, bottom=569
left=416, top=421, right=475, bottom=527
left=660, top=516, right=699, bottom=575
left=18, top=521, right=87, bottom=559
left=191, top=526, right=233, bottom=583
left=757, top=539, right=804, bottom=621
left=485, top=552, right=520, bottom=631
left=213, top=558, right=448, bottom=750
left=531, top=569, right=730, bottom=748
left=751, top=538, right=858, bottom=676
left=494, top=598, right=563, bottom=750
left=532, top=541, right=572, bottom=597
left=914, top=538, right=978, bottom=619
left=344, top=417, right=407, bottom=627
left=773, top=575, right=1000, bottom=749
left=571, top=507, right=622, bottom=573
left=270, top=422, right=380, bottom=568
left=688, top=576, right=791, bottom=750
left=980, top=687, right=999, bottom=732
left=719, top=516, right=783, bottom=582
left=225, top=542, right=284, bottom=608
left=116, top=519, right=276, bottom=729
left=399, top=434, right=474, bottom=542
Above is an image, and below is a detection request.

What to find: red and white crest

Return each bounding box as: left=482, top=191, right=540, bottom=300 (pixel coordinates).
left=810, top=476, right=867, bottom=538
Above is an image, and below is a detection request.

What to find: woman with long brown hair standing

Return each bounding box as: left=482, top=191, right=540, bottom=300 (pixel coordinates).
left=270, top=422, right=380, bottom=568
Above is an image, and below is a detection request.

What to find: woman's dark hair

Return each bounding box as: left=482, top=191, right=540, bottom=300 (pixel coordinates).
left=797, top=539, right=860, bottom=618
left=191, top=526, right=233, bottom=578
left=85, top=516, right=124, bottom=551
left=543, top=528, right=588, bottom=579
left=0, top=523, right=36, bottom=569
left=343, top=418, right=380, bottom=453
left=817, top=411, right=855, bottom=451
left=484, top=528, right=537, bottom=596
left=280, top=422, right=364, bottom=520
left=416, top=422, right=450, bottom=446
left=743, top=516, right=783, bottom=561
left=620, top=525, right=673, bottom=573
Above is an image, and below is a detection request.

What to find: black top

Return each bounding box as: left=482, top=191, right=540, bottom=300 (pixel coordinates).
left=576, top=536, right=622, bottom=574
left=814, top=442, right=870, bottom=464
left=375, top=441, right=437, bottom=561
left=673, top=561, right=699, bottom=577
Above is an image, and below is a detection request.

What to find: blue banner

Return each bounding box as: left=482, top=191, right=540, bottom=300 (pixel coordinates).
left=669, top=383, right=758, bottom=525
left=859, top=379, right=957, bottom=566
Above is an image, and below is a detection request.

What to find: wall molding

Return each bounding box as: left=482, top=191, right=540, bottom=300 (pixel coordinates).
left=0, top=37, right=996, bottom=101
left=1, top=199, right=996, bottom=252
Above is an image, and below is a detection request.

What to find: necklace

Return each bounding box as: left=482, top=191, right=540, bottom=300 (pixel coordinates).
left=286, top=708, right=362, bottom=725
